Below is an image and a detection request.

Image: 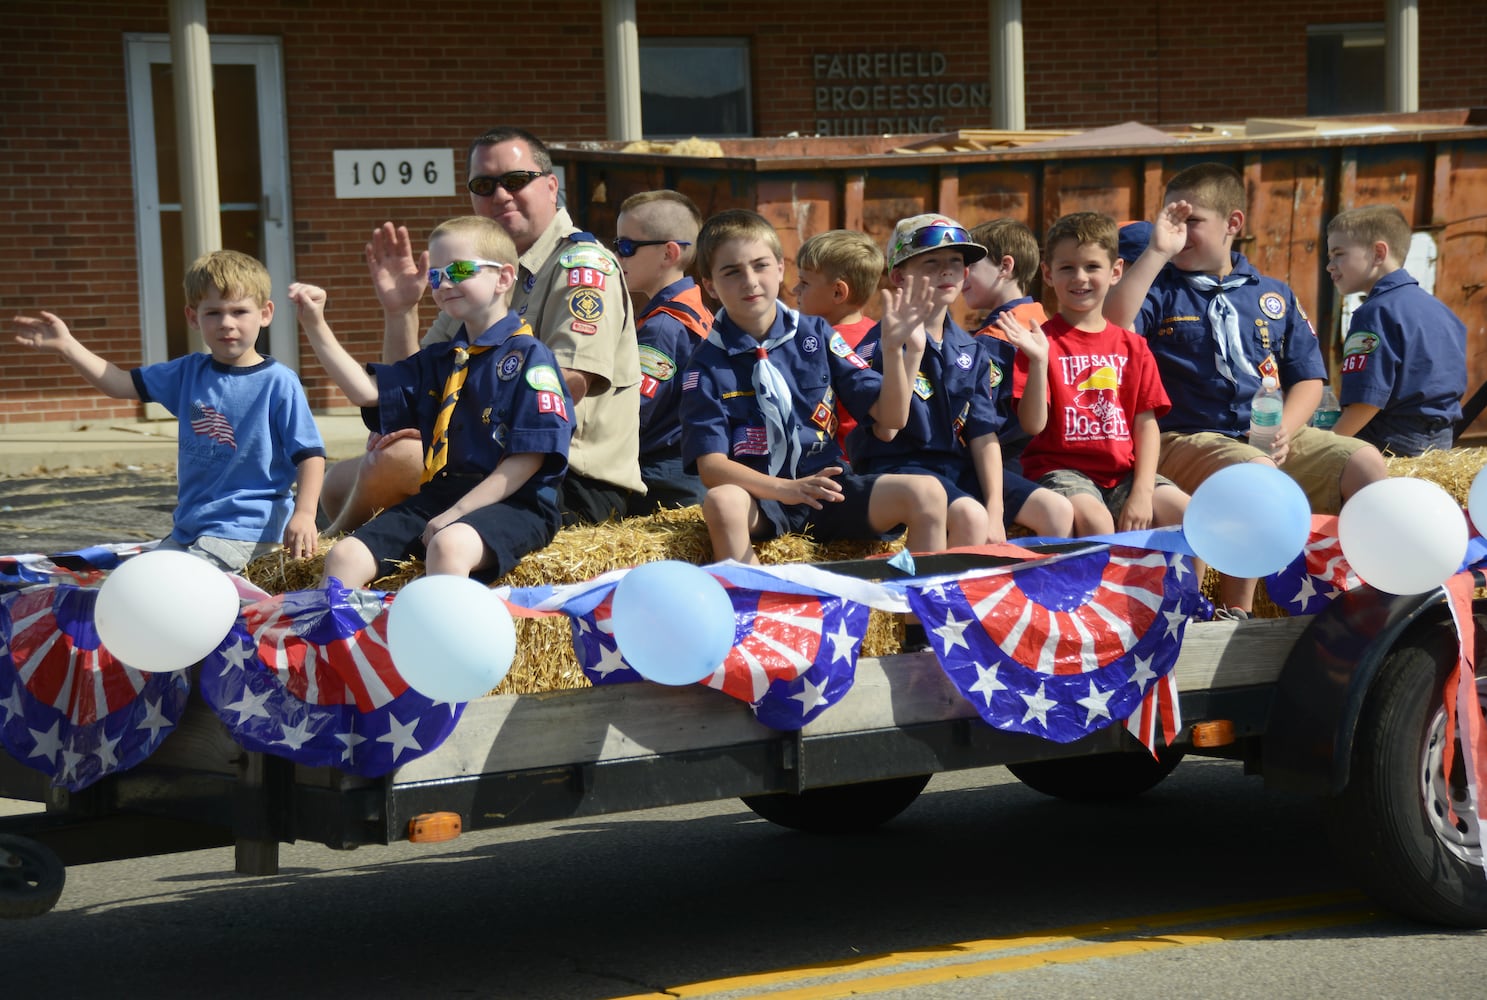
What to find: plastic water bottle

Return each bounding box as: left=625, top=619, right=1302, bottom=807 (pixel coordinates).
left=1248, top=376, right=1284, bottom=453
left=1311, top=384, right=1341, bottom=431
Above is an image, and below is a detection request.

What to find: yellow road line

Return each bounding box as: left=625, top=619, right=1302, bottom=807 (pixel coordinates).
left=607, top=892, right=1371, bottom=1000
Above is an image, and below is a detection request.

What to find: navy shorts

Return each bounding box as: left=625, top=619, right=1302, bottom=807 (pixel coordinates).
left=756, top=470, right=894, bottom=543
left=351, top=474, right=560, bottom=583
left=887, top=460, right=1040, bottom=528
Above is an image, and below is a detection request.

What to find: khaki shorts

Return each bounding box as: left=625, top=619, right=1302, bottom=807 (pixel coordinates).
left=1157, top=426, right=1370, bottom=514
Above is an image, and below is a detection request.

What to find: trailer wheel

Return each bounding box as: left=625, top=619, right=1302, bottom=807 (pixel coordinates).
left=0, top=834, right=66, bottom=919
left=1006, top=745, right=1184, bottom=802
left=741, top=774, right=932, bottom=834
left=1324, top=624, right=1487, bottom=927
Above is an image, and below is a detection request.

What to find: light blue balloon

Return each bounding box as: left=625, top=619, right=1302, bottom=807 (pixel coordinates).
left=387, top=575, right=515, bottom=703
left=1183, top=463, right=1311, bottom=578
left=611, top=561, right=737, bottom=686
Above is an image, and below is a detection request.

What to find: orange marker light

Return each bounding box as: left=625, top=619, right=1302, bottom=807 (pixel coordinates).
left=408, top=812, right=463, bottom=843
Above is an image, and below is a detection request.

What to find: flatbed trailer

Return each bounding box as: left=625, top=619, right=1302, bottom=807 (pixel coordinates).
left=3, top=567, right=1484, bottom=927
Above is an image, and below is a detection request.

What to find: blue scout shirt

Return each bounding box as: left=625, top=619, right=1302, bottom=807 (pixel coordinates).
left=1339, top=268, right=1466, bottom=433
left=679, top=304, right=881, bottom=478
left=367, top=313, right=572, bottom=497
left=848, top=316, right=1004, bottom=475
left=132, top=355, right=325, bottom=545
left=1135, top=252, right=1327, bottom=436
left=636, top=276, right=708, bottom=458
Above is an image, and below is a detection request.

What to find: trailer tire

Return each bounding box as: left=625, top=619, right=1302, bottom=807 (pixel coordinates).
left=0, top=833, right=65, bottom=919
left=1006, top=745, right=1184, bottom=802
left=741, top=774, right=932, bottom=834
left=1323, top=623, right=1487, bottom=927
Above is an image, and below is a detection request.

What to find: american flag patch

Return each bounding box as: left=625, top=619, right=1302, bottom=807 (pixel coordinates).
left=189, top=401, right=236, bottom=447
left=682, top=369, right=701, bottom=392
left=732, top=425, right=770, bottom=456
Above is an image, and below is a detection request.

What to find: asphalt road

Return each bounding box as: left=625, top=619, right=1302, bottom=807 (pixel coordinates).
left=2, top=761, right=1484, bottom=999
left=0, top=463, right=177, bottom=556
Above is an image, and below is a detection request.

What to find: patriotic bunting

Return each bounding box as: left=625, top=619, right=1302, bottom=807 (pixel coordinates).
left=199, top=580, right=464, bottom=777
left=903, top=545, right=1205, bottom=744
left=564, top=565, right=872, bottom=729
left=1264, top=516, right=1358, bottom=615
left=0, top=584, right=189, bottom=791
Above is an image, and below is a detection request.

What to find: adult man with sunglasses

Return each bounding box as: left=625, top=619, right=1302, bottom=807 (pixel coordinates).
left=323, top=126, right=642, bottom=532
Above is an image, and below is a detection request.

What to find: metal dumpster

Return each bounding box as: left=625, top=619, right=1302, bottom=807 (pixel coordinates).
left=551, top=110, right=1487, bottom=435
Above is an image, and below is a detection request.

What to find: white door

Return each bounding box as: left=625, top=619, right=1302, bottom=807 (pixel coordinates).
left=124, top=34, right=295, bottom=368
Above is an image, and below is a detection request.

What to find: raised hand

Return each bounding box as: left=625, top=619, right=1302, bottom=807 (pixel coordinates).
left=878, top=274, right=935, bottom=353
left=1149, top=200, right=1193, bottom=259
left=995, top=312, right=1048, bottom=366
left=12, top=311, right=76, bottom=353
left=365, top=222, right=428, bottom=315
left=287, top=282, right=329, bottom=331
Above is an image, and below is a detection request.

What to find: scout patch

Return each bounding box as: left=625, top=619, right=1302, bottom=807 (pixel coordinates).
left=525, top=364, right=564, bottom=393
left=732, top=425, right=770, bottom=457
left=1258, top=353, right=1280, bottom=382
left=492, top=423, right=509, bottom=447
left=571, top=321, right=598, bottom=335
left=988, top=361, right=1004, bottom=390
left=1297, top=299, right=1316, bottom=337
left=536, top=391, right=568, bottom=420
left=639, top=344, right=677, bottom=381
left=829, top=331, right=867, bottom=369
left=567, top=267, right=607, bottom=290
left=497, top=350, right=524, bottom=381
left=953, top=401, right=969, bottom=444
left=568, top=288, right=605, bottom=323
left=955, top=351, right=973, bottom=370
left=914, top=372, right=933, bottom=400
left=1259, top=292, right=1286, bottom=320
left=559, top=247, right=615, bottom=274
left=1341, top=330, right=1380, bottom=374
left=811, top=400, right=838, bottom=436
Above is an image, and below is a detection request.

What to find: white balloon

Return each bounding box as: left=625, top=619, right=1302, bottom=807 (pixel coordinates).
left=94, top=549, right=241, bottom=671
left=386, top=575, right=516, bottom=703
left=1338, top=478, right=1469, bottom=596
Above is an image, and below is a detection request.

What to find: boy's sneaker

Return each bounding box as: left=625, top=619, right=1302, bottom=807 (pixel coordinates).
left=1212, top=606, right=1252, bottom=622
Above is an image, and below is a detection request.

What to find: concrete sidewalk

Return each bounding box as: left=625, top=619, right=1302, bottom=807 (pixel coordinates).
left=0, top=413, right=372, bottom=477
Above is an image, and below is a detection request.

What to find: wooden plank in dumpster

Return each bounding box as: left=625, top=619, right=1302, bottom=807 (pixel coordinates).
left=550, top=110, right=1487, bottom=437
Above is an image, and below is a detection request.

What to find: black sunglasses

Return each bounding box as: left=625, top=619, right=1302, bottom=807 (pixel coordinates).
left=612, top=237, right=691, bottom=258
left=467, top=170, right=549, bottom=197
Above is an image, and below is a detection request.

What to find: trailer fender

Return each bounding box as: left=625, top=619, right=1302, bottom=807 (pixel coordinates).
left=1262, top=585, right=1450, bottom=796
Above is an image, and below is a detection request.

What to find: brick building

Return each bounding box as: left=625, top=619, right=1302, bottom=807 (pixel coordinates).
left=4, top=1, right=1484, bottom=428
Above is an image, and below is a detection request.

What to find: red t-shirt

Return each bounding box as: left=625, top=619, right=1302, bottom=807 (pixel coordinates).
left=833, top=317, right=878, bottom=452
left=1012, top=315, right=1170, bottom=488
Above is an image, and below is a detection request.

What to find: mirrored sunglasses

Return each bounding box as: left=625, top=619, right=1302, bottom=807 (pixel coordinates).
left=905, top=224, right=972, bottom=252
left=612, top=237, right=692, bottom=258
left=428, top=259, right=505, bottom=289
left=466, top=170, right=549, bottom=197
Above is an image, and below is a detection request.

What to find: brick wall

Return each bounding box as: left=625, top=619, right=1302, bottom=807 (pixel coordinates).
left=2, top=0, right=1483, bottom=427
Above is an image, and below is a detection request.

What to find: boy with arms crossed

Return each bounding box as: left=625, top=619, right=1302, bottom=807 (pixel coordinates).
left=1325, top=204, right=1466, bottom=456
left=291, top=216, right=572, bottom=586
left=13, top=250, right=325, bottom=570
left=1000, top=212, right=1189, bottom=536
left=679, top=209, right=947, bottom=565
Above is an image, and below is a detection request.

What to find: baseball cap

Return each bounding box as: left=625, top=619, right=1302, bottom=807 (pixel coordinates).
left=887, top=214, right=988, bottom=269
left=1117, top=221, right=1152, bottom=266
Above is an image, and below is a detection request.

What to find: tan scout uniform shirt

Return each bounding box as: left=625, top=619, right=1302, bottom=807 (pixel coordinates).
left=426, top=208, right=644, bottom=493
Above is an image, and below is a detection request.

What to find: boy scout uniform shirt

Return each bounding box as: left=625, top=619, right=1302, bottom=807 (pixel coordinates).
left=1135, top=252, right=1326, bottom=436
left=636, top=275, right=710, bottom=458
left=372, top=313, right=572, bottom=496
left=1339, top=268, right=1466, bottom=430
left=848, top=317, right=1004, bottom=474
left=424, top=207, right=643, bottom=493
left=679, top=307, right=880, bottom=478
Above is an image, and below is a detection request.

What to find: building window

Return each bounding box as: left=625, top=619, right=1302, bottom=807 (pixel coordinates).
left=640, top=38, right=751, bottom=138
left=1307, top=23, right=1386, bottom=116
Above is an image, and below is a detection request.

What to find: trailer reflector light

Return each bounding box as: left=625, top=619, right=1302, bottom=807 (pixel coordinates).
left=408, top=812, right=463, bottom=843
left=1190, top=720, right=1236, bottom=748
